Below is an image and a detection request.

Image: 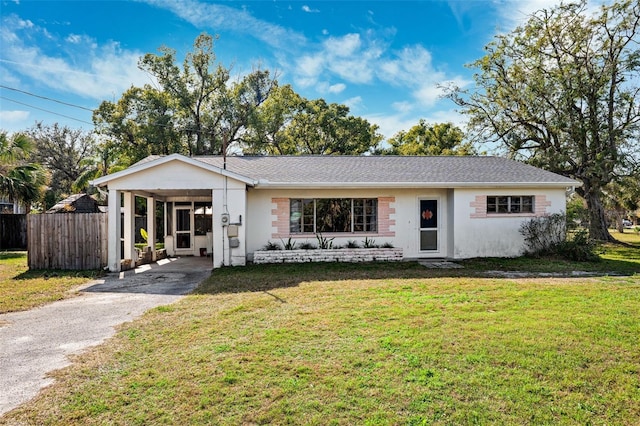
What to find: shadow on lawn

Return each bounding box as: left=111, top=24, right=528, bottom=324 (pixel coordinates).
left=13, top=268, right=103, bottom=280
left=194, top=256, right=640, bottom=296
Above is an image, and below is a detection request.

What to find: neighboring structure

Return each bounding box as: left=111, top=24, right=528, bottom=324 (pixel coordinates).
left=0, top=198, right=26, bottom=214
left=46, top=193, right=102, bottom=214
left=91, top=154, right=580, bottom=272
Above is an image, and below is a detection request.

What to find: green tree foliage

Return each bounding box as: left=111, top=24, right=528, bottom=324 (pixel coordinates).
left=248, top=98, right=382, bottom=155
left=0, top=131, right=48, bottom=212
left=93, top=86, right=184, bottom=161
left=26, top=123, right=96, bottom=208
left=94, top=32, right=380, bottom=158
left=241, top=84, right=304, bottom=154
left=378, top=120, right=476, bottom=156
left=94, top=33, right=277, bottom=160
left=73, top=141, right=129, bottom=200
left=447, top=0, right=640, bottom=241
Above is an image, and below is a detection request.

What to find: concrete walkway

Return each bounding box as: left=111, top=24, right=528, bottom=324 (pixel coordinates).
left=0, top=256, right=212, bottom=416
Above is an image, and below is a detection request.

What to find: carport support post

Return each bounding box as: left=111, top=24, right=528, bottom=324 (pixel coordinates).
left=107, top=189, right=122, bottom=272
left=123, top=191, right=136, bottom=264
left=146, top=195, right=156, bottom=261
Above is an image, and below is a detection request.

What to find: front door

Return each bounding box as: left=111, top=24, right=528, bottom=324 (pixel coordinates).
left=174, top=205, right=193, bottom=254
left=419, top=199, right=439, bottom=253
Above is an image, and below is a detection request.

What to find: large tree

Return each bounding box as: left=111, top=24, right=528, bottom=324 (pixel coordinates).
left=27, top=123, right=96, bottom=208
left=274, top=98, right=382, bottom=155
left=0, top=131, right=48, bottom=212
left=378, top=120, right=476, bottom=156
left=95, top=33, right=277, bottom=159
left=447, top=0, right=640, bottom=241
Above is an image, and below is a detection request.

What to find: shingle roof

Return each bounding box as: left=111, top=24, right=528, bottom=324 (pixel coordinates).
left=127, top=154, right=579, bottom=188
left=188, top=155, right=579, bottom=188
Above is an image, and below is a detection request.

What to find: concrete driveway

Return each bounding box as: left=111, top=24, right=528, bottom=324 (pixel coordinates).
left=0, top=256, right=212, bottom=416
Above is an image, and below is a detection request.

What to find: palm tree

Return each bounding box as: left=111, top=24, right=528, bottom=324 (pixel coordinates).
left=0, top=132, right=48, bottom=212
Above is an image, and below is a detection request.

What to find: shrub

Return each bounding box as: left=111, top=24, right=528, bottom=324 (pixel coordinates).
left=299, top=241, right=316, bottom=250
left=519, top=213, right=566, bottom=255
left=262, top=241, right=281, bottom=251
left=281, top=238, right=297, bottom=250
left=362, top=237, right=377, bottom=248
left=316, top=233, right=334, bottom=249
left=346, top=240, right=360, bottom=249
left=556, top=229, right=600, bottom=262
left=381, top=242, right=394, bottom=248
left=520, top=213, right=599, bottom=261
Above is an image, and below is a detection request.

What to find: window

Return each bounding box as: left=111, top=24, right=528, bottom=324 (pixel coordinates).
left=194, top=202, right=212, bottom=235
left=486, top=196, right=534, bottom=214
left=290, top=198, right=378, bottom=233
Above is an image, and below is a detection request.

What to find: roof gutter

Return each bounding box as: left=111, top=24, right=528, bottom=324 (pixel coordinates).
left=252, top=181, right=582, bottom=190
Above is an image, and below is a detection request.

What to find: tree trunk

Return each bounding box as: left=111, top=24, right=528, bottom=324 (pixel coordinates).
left=584, top=189, right=615, bottom=242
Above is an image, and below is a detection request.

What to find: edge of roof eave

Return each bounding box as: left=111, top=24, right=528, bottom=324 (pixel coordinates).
left=89, top=153, right=256, bottom=187
left=252, top=181, right=582, bottom=189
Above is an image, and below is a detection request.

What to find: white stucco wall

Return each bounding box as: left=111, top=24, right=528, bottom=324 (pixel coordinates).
left=450, top=188, right=567, bottom=259
left=245, top=188, right=449, bottom=260
left=102, top=159, right=249, bottom=270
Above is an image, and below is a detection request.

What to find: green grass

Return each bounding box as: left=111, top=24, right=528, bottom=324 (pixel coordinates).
left=0, top=251, right=101, bottom=314
left=3, top=242, right=639, bottom=425
left=462, top=230, right=639, bottom=275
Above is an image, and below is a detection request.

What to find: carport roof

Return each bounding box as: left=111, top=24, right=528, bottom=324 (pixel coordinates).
left=93, top=153, right=580, bottom=189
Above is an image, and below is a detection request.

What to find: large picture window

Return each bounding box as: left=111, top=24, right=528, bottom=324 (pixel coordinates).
left=290, top=198, right=378, bottom=233
left=486, top=196, right=534, bottom=214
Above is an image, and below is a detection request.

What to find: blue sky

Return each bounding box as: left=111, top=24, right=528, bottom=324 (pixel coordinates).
left=0, top=0, right=602, bottom=141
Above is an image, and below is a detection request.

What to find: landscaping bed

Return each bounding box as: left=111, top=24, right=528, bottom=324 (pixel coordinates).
left=253, top=247, right=403, bottom=264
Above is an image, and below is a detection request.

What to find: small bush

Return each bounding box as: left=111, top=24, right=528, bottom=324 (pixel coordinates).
left=262, top=241, right=281, bottom=251
left=281, top=238, right=297, bottom=250
left=362, top=237, right=377, bottom=248
left=520, top=213, right=566, bottom=255
left=520, top=213, right=599, bottom=262
left=381, top=242, right=394, bottom=248
left=316, top=233, right=334, bottom=249
left=556, top=229, right=600, bottom=262
left=346, top=240, right=360, bottom=249
left=299, top=241, right=316, bottom=250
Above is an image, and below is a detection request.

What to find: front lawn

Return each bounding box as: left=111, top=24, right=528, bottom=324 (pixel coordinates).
left=4, top=255, right=639, bottom=424
left=0, top=252, right=101, bottom=314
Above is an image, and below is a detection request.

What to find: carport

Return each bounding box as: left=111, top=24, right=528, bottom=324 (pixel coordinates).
left=91, top=154, right=252, bottom=272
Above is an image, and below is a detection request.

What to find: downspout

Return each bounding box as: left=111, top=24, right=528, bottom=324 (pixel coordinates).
left=222, top=135, right=229, bottom=266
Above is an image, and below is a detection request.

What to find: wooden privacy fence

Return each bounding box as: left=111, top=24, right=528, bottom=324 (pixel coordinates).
left=0, top=214, right=27, bottom=250
left=28, top=213, right=107, bottom=270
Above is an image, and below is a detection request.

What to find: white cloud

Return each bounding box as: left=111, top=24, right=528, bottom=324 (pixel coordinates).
left=302, top=5, right=319, bottom=13
left=65, top=34, right=83, bottom=44
left=1, top=14, right=151, bottom=101
left=328, top=83, right=346, bottom=94
left=293, top=33, right=385, bottom=88
left=342, top=96, right=362, bottom=111
left=143, top=0, right=306, bottom=50
left=0, top=110, right=30, bottom=123
left=493, top=0, right=612, bottom=30
left=392, top=101, right=413, bottom=114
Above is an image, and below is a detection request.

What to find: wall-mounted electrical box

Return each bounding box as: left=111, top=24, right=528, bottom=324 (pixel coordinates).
left=229, top=237, right=240, bottom=248
left=227, top=225, right=239, bottom=238
left=220, top=213, right=230, bottom=225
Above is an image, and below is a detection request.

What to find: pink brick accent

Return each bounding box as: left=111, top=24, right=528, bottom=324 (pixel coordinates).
left=271, top=198, right=290, bottom=238
left=378, top=197, right=396, bottom=237
left=470, top=195, right=487, bottom=218
left=534, top=194, right=551, bottom=216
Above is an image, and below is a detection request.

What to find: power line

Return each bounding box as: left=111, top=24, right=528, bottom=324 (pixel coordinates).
left=0, top=96, right=94, bottom=126
left=0, top=85, right=96, bottom=112
left=0, top=85, right=227, bottom=137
